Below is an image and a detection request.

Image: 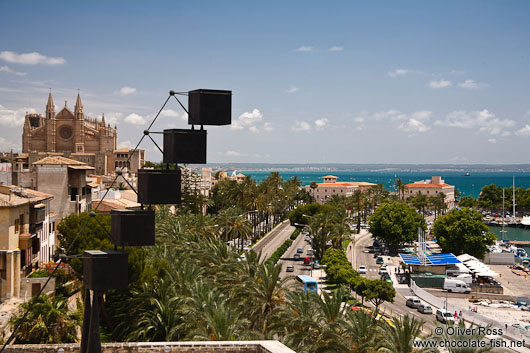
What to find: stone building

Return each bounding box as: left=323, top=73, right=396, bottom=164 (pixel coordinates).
left=305, top=175, right=376, bottom=203
left=0, top=185, right=54, bottom=300
left=404, top=176, right=456, bottom=209
left=19, top=91, right=144, bottom=175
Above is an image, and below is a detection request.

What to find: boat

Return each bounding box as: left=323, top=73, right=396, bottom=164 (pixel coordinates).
left=464, top=172, right=470, bottom=176
left=522, top=216, right=530, bottom=226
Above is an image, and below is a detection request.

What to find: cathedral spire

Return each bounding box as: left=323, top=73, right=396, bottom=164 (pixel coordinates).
left=102, top=113, right=105, bottom=125
left=74, top=89, right=84, bottom=119
left=46, top=89, right=55, bottom=119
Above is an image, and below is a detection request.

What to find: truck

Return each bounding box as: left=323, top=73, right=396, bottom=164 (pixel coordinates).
left=443, top=278, right=471, bottom=293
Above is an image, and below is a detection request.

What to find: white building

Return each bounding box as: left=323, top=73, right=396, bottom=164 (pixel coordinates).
left=305, top=175, right=376, bottom=204
left=404, top=176, right=456, bottom=209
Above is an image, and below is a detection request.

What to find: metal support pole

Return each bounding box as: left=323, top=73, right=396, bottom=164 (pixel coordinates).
left=80, top=288, right=91, bottom=353
left=87, top=290, right=102, bottom=353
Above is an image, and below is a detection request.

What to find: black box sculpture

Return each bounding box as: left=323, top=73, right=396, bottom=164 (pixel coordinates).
left=83, top=250, right=128, bottom=291
left=138, top=169, right=182, bottom=204
left=188, top=89, right=231, bottom=126
left=163, top=129, right=207, bottom=164
left=110, top=209, right=155, bottom=246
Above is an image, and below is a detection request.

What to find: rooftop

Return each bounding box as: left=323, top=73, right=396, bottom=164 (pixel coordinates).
left=33, top=156, right=86, bottom=166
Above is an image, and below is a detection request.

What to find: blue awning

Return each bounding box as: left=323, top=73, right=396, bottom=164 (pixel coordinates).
left=399, top=253, right=461, bottom=266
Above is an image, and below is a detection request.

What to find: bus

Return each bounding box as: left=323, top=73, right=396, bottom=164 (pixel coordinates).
left=296, top=275, right=318, bottom=293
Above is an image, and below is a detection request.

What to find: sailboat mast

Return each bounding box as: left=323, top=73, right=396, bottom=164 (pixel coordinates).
left=501, top=188, right=507, bottom=241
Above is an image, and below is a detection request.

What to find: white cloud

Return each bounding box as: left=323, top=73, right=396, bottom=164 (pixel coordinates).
left=399, top=118, right=430, bottom=133
left=0, top=137, right=19, bottom=151
left=232, top=108, right=266, bottom=131
left=231, top=122, right=245, bottom=131
left=285, top=86, right=299, bottom=94
left=226, top=150, right=245, bottom=157
left=0, top=51, right=65, bottom=65
left=374, top=110, right=407, bottom=121
left=291, top=121, right=312, bottom=132
left=118, top=140, right=132, bottom=149
left=264, top=154, right=271, bottom=158
left=119, top=86, right=136, bottom=95
left=315, top=118, right=329, bottom=128
left=263, top=122, right=274, bottom=132
left=329, top=46, right=344, bottom=52
left=296, top=46, right=314, bottom=52
left=501, top=131, right=511, bottom=137
left=0, top=105, right=36, bottom=127
left=488, top=138, right=497, bottom=144
left=160, top=109, right=185, bottom=120
left=124, top=113, right=146, bottom=125
left=354, top=117, right=365, bottom=123
left=238, top=109, right=263, bottom=125
left=458, top=79, right=486, bottom=89
left=429, top=79, right=452, bottom=88
left=435, top=109, right=515, bottom=135
left=411, top=110, right=433, bottom=121
left=249, top=126, right=259, bottom=133
left=388, top=69, right=409, bottom=78
left=0, top=65, right=26, bottom=76
left=515, top=124, right=530, bottom=136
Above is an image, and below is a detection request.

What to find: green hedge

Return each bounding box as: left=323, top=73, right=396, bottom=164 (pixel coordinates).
left=267, top=228, right=301, bottom=264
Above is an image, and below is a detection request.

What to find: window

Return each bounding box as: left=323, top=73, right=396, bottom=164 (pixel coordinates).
left=71, top=187, right=78, bottom=201
left=82, top=187, right=86, bottom=196
left=15, top=219, right=20, bottom=233
left=20, top=214, right=24, bottom=231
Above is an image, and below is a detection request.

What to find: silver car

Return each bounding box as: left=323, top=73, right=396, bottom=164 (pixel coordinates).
left=417, top=304, right=432, bottom=314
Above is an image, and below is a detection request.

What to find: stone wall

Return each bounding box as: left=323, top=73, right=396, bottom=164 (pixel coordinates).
left=4, top=341, right=296, bottom=353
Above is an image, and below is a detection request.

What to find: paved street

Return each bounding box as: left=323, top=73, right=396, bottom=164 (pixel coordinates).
left=252, top=221, right=295, bottom=261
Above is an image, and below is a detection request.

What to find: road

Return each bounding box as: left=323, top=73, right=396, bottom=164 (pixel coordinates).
left=252, top=221, right=295, bottom=261
left=352, top=231, right=439, bottom=335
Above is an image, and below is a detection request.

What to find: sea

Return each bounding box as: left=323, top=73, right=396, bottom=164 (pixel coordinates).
left=240, top=170, right=530, bottom=199
left=238, top=170, right=530, bottom=246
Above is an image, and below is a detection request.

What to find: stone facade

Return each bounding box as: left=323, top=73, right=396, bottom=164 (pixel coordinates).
left=404, top=176, right=456, bottom=209
left=20, top=92, right=144, bottom=175
left=0, top=185, right=54, bottom=300
left=305, top=175, right=376, bottom=203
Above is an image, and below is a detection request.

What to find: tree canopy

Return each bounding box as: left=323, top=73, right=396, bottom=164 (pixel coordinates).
left=433, top=207, right=497, bottom=259
left=368, top=201, right=424, bottom=253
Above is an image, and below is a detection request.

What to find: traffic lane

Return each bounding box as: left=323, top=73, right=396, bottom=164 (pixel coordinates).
left=354, top=232, right=440, bottom=331
left=254, top=222, right=295, bottom=261
left=279, top=230, right=312, bottom=279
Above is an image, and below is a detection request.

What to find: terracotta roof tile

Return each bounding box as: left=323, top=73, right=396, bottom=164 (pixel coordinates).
left=33, top=156, right=86, bottom=166
left=405, top=183, right=452, bottom=188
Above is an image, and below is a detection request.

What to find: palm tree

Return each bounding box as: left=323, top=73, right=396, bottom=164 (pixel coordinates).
left=9, top=293, right=80, bottom=344
left=342, top=308, right=381, bottom=353
left=378, top=315, right=424, bottom=353
left=310, top=181, right=319, bottom=202
left=395, top=178, right=403, bottom=201
left=351, top=190, right=365, bottom=233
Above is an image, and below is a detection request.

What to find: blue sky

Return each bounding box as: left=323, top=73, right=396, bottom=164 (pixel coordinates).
left=1, top=1, right=529, bottom=164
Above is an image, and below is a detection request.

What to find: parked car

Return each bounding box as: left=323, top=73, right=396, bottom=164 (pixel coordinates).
left=305, top=235, right=311, bottom=242
left=297, top=248, right=304, bottom=253
left=358, top=265, right=367, bottom=274
left=381, top=273, right=391, bottom=281
left=294, top=254, right=300, bottom=260
left=307, top=249, right=313, bottom=256
left=378, top=266, right=387, bottom=275
left=418, top=304, right=433, bottom=314
left=406, top=297, right=421, bottom=308
left=376, top=256, right=384, bottom=265
left=286, top=265, right=294, bottom=272
left=313, top=260, right=321, bottom=269
left=436, top=309, right=455, bottom=324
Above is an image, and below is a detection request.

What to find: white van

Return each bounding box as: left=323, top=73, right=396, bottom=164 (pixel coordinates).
left=436, top=309, right=455, bottom=324
left=444, top=279, right=471, bottom=293
left=455, top=274, right=472, bottom=285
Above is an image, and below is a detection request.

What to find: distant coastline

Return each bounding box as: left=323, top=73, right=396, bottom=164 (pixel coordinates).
left=201, top=163, right=530, bottom=173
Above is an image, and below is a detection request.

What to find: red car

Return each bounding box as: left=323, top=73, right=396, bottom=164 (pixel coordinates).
left=303, top=257, right=311, bottom=265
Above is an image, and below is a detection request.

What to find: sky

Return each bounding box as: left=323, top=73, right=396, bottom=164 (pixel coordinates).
left=0, top=1, right=529, bottom=164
